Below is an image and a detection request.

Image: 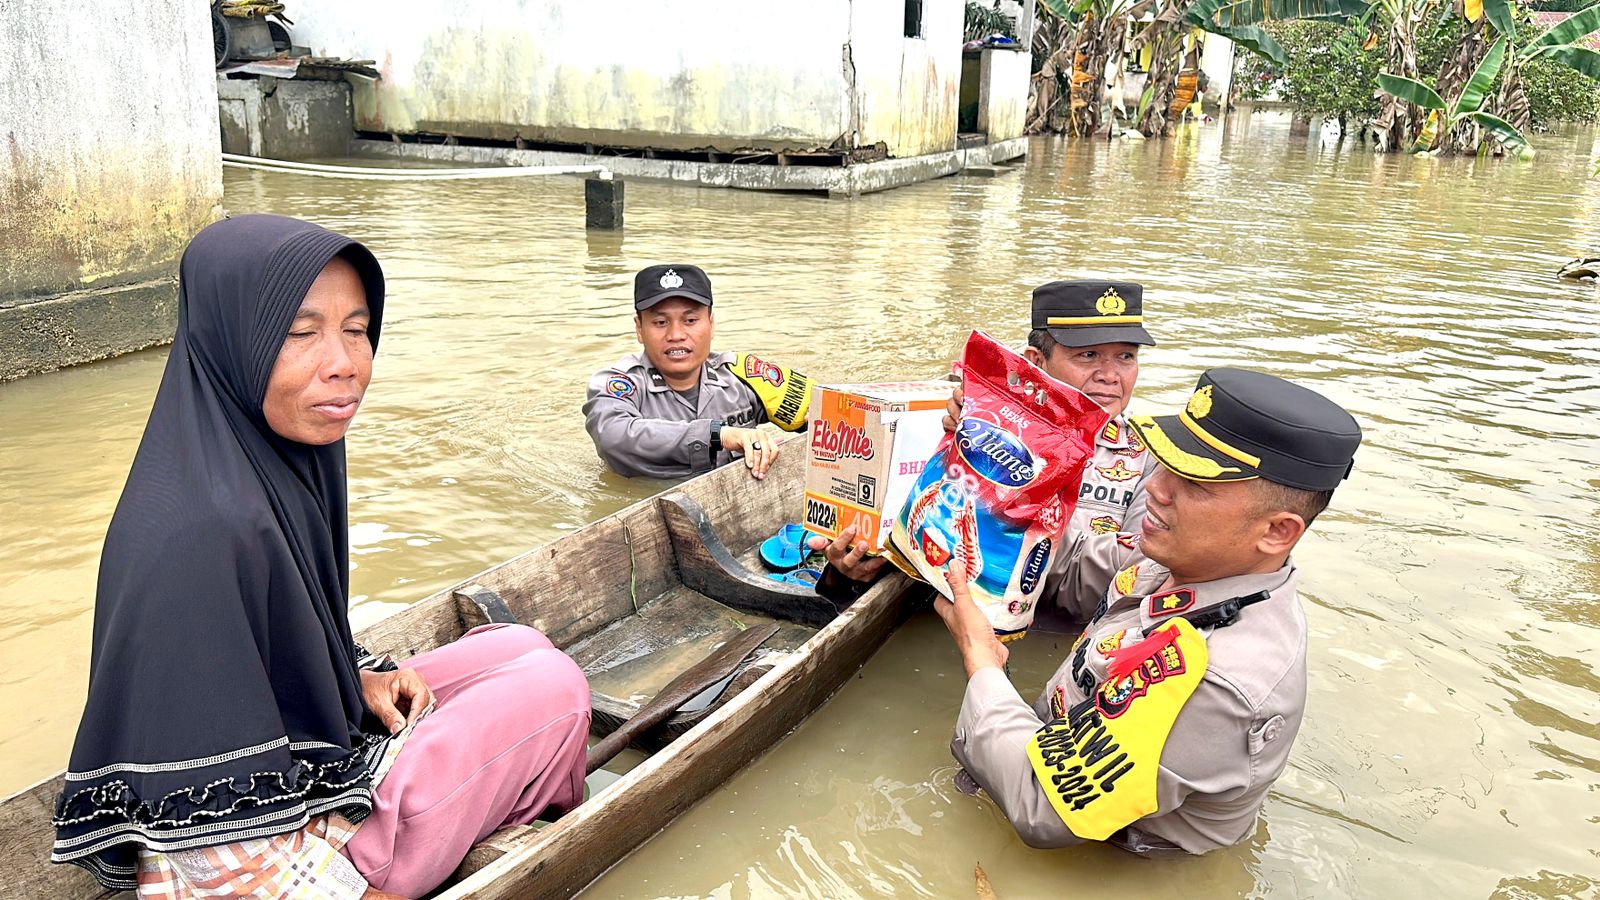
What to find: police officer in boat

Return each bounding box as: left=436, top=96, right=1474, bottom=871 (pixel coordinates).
left=821, top=368, right=1362, bottom=854
left=584, top=265, right=812, bottom=480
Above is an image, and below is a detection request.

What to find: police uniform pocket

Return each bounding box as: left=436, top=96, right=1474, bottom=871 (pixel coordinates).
left=1247, top=714, right=1287, bottom=756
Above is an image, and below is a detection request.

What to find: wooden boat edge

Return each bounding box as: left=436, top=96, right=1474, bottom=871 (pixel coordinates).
left=443, top=570, right=921, bottom=899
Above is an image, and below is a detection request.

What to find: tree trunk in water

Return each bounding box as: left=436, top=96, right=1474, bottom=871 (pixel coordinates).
left=1027, top=17, right=1077, bottom=134
left=1372, top=14, right=1421, bottom=152
left=1436, top=11, right=1489, bottom=154
left=1070, top=15, right=1126, bottom=137
left=1492, top=65, right=1531, bottom=153
left=1136, top=27, right=1184, bottom=136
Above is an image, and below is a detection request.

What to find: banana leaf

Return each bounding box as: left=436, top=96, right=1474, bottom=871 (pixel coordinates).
left=1208, top=0, right=1369, bottom=26
left=1465, top=0, right=1482, bottom=23
left=1545, top=46, right=1600, bottom=80
left=1482, top=0, right=1514, bottom=36
left=1469, top=111, right=1533, bottom=157
left=1377, top=73, right=1448, bottom=110
left=1185, top=0, right=1291, bottom=63
left=1452, top=37, right=1506, bottom=117
left=1137, top=83, right=1156, bottom=123
left=1039, top=0, right=1077, bottom=19
left=1413, top=108, right=1442, bottom=151
left=1527, top=3, right=1600, bottom=53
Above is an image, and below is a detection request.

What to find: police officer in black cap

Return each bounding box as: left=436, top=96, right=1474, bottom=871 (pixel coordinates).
left=583, top=264, right=809, bottom=480
left=939, top=280, right=1160, bottom=543
left=831, top=368, right=1363, bottom=855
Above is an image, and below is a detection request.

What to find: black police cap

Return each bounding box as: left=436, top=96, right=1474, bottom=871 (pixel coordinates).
left=1031, top=280, right=1155, bottom=348
left=1129, top=368, right=1361, bottom=491
left=635, top=264, right=713, bottom=311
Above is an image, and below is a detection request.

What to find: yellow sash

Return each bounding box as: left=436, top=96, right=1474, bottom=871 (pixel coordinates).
left=726, top=352, right=812, bottom=432
left=1025, top=618, right=1209, bottom=840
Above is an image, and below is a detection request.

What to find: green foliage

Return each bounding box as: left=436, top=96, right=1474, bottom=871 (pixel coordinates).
left=1267, top=20, right=1386, bottom=117
left=965, top=1, right=1019, bottom=42
left=1188, top=0, right=1290, bottom=64
left=1521, top=53, right=1600, bottom=121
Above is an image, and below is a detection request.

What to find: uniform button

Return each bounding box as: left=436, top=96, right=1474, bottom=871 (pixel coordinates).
left=1263, top=715, right=1285, bottom=742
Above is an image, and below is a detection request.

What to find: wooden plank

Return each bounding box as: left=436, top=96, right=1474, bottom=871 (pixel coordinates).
left=0, top=774, right=112, bottom=899
left=440, top=571, right=921, bottom=900
left=659, top=491, right=841, bottom=628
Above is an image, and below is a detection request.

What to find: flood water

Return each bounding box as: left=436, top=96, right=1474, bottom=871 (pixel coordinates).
left=3, top=115, right=1599, bottom=897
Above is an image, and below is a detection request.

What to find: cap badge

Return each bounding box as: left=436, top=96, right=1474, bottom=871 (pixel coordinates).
left=659, top=269, right=684, bottom=290
left=1186, top=385, right=1214, bottom=420
left=1095, top=288, right=1127, bottom=317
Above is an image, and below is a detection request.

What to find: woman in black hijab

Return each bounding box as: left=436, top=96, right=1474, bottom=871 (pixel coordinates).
left=52, top=215, right=591, bottom=899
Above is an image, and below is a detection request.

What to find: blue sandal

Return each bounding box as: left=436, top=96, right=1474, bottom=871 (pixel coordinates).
left=759, top=523, right=816, bottom=570
left=766, top=567, right=822, bottom=586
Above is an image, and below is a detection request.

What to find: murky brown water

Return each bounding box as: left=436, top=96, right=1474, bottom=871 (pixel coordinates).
left=3, top=115, right=1599, bottom=896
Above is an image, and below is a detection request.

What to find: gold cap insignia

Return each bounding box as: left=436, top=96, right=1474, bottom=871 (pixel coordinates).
left=1186, top=385, right=1214, bottom=420
left=1095, top=288, right=1127, bottom=317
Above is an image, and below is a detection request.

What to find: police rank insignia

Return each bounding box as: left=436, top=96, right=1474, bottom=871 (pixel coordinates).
left=659, top=269, right=684, bottom=290
left=1147, top=588, right=1196, bottom=618
left=1097, top=459, right=1139, bottom=482
left=1095, top=288, right=1127, bottom=316
left=1114, top=564, right=1139, bottom=596
left=605, top=376, right=636, bottom=399
left=1186, top=384, right=1214, bottom=419
left=1102, top=420, right=1120, bottom=442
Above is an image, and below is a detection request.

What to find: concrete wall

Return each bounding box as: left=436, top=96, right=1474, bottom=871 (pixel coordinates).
left=978, top=47, right=1029, bottom=142
left=847, top=0, right=962, bottom=157
left=289, top=0, right=967, bottom=159
left=1200, top=30, right=1235, bottom=111
left=0, top=0, right=222, bottom=379
left=218, top=77, right=355, bottom=160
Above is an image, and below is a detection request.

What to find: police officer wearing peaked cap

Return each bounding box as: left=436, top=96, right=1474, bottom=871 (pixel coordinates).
left=827, top=367, right=1362, bottom=855
left=1027, top=280, right=1159, bottom=543
left=583, top=264, right=803, bottom=480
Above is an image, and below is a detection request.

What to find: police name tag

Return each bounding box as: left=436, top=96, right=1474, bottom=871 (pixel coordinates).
left=1025, top=617, right=1209, bottom=840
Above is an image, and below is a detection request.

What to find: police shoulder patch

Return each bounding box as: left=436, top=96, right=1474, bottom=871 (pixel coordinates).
left=1148, top=588, right=1196, bottom=618
left=605, top=376, right=637, bottom=400
left=1113, top=565, right=1139, bottom=597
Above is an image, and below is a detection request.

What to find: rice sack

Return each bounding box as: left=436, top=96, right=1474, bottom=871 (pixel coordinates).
left=889, top=330, right=1107, bottom=640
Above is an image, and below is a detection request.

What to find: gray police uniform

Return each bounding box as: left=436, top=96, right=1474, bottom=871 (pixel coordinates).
left=583, top=349, right=766, bottom=479
left=949, top=367, right=1362, bottom=855
left=1072, top=415, right=1154, bottom=536
left=952, top=530, right=1305, bottom=852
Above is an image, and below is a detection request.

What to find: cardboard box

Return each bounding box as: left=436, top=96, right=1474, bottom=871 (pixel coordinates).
left=803, top=381, right=955, bottom=554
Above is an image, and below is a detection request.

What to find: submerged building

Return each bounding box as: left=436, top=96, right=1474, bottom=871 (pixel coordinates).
left=287, top=0, right=1034, bottom=195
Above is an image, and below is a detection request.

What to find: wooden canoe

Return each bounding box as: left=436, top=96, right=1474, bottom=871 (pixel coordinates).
left=0, top=449, right=922, bottom=899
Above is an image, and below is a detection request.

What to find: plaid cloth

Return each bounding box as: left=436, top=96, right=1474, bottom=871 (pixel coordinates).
left=135, top=704, right=428, bottom=899
left=136, top=815, right=366, bottom=899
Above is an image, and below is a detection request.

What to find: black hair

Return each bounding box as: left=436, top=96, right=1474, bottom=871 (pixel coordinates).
left=1254, top=480, right=1334, bottom=527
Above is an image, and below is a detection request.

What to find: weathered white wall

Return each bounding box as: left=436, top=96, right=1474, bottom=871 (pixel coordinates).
left=0, top=1, right=222, bottom=301
left=292, top=0, right=854, bottom=152
left=1201, top=31, right=1235, bottom=110
left=978, top=47, right=1029, bottom=142
left=847, top=0, right=962, bottom=157
left=291, top=0, right=969, bottom=159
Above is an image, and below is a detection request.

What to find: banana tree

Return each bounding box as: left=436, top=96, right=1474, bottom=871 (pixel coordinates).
left=1043, top=0, right=1155, bottom=136
left=1132, top=0, right=1193, bottom=135
left=1377, top=37, right=1534, bottom=154
left=1501, top=2, right=1600, bottom=135
left=1197, top=0, right=1435, bottom=150
left=1029, top=0, right=1082, bottom=132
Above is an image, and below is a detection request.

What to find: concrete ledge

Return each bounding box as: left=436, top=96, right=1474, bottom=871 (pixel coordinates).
left=349, top=136, right=1029, bottom=198
left=0, top=279, right=176, bottom=382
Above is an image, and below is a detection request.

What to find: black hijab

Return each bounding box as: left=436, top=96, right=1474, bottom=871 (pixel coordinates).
left=52, top=215, right=388, bottom=890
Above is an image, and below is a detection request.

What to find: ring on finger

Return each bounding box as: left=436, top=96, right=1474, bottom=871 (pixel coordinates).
left=751, top=441, right=762, bottom=451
